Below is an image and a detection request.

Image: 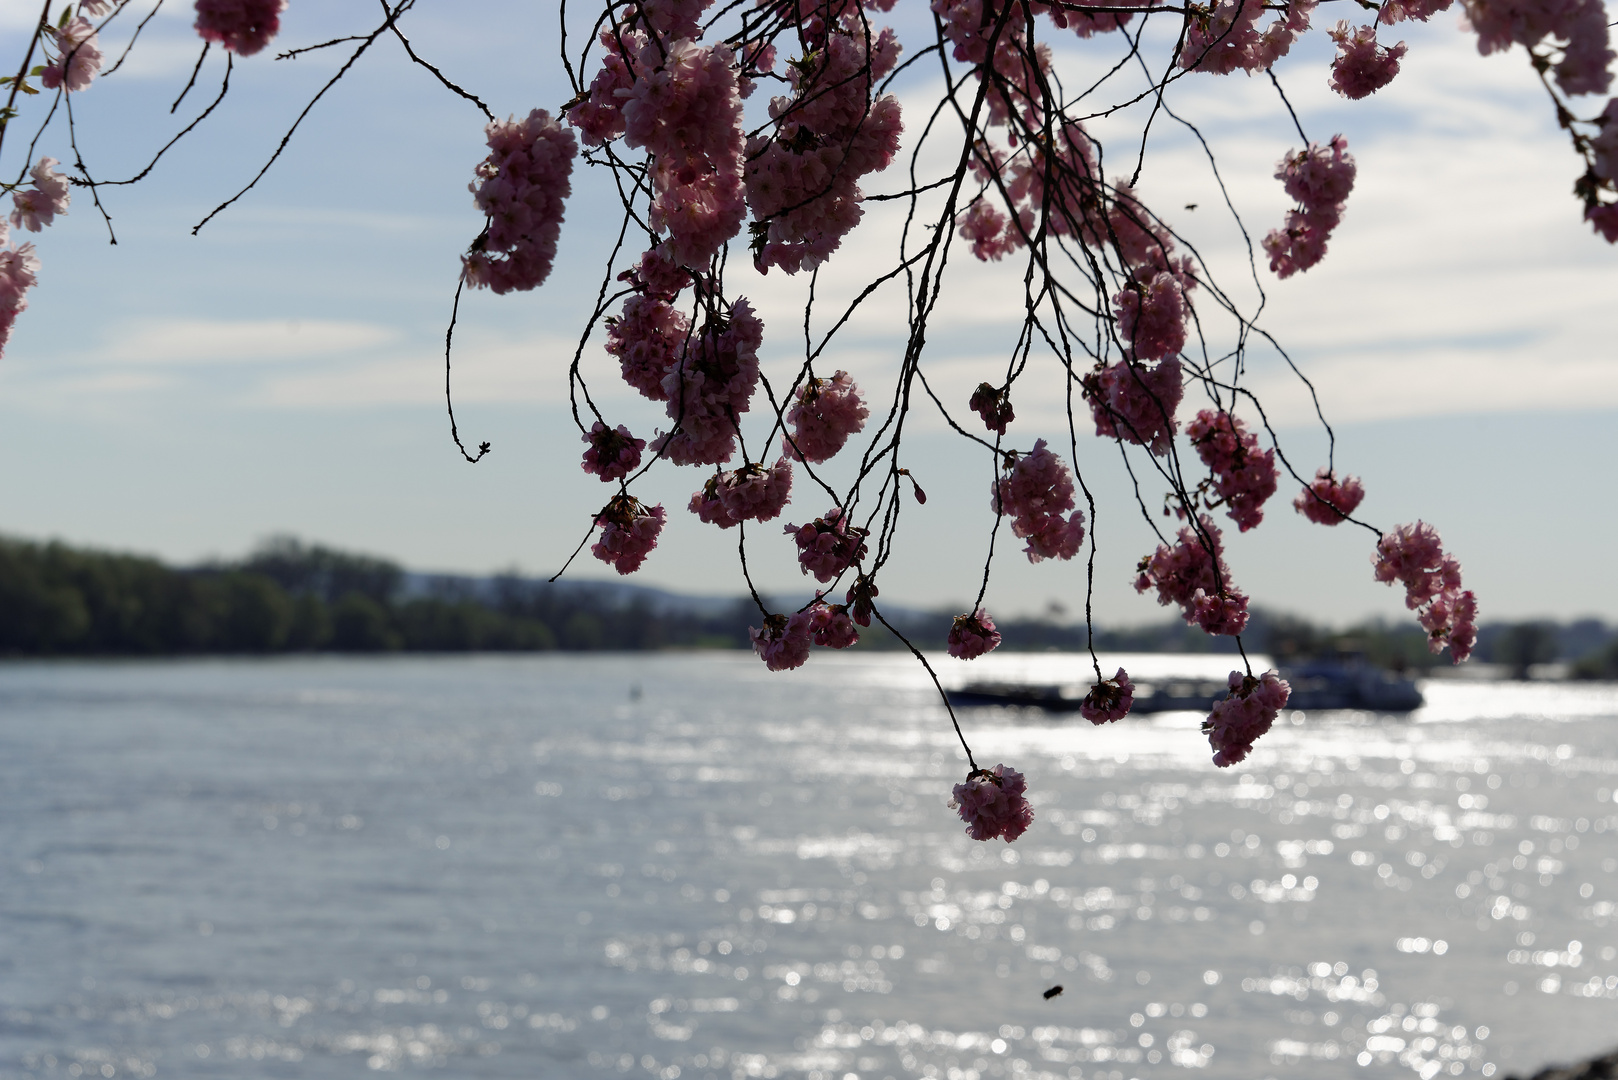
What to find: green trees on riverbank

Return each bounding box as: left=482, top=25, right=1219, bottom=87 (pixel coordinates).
left=1, top=534, right=1612, bottom=671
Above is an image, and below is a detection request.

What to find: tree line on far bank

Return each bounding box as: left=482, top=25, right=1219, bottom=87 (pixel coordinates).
left=1, top=534, right=1614, bottom=676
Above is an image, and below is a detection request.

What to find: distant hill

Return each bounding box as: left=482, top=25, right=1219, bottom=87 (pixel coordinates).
left=1, top=533, right=1613, bottom=674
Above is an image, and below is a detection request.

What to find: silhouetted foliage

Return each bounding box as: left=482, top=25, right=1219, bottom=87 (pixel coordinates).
left=0, top=534, right=1611, bottom=667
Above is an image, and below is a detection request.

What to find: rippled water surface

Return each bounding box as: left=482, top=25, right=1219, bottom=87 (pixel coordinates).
left=4, top=654, right=1618, bottom=1080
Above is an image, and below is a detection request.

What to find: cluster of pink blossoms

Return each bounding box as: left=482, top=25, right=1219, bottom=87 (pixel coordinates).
left=1294, top=467, right=1365, bottom=524
left=606, top=248, right=693, bottom=400
left=1179, top=0, right=1316, bottom=75
left=580, top=422, right=645, bottom=483
left=41, top=16, right=102, bottom=93
left=1373, top=521, right=1478, bottom=661
left=463, top=110, right=577, bottom=295
left=689, top=457, right=794, bottom=527
left=1328, top=22, right=1408, bottom=99
left=782, top=371, right=868, bottom=463
left=950, top=764, right=1034, bottom=843
left=750, top=611, right=814, bottom=671
left=653, top=299, right=764, bottom=466
left=1114, top=272, right=1186, bottom=362
left=1461, top=0, right=1615, bottom=97
left=947, top=609, right=1002, bottom=660
left=746, top=7, right=904, bottom=273
left=748, top=592, right=862, bottom=670
left=1186, top=410, right=1279, bottom=532
left=785, top=507, right=869, bottom=582
left=1590, top=101, right=1618, bottom=240
left=992, top=439, right=1087, bottom=563
left=1084, top=358, right=1184, bottom=455
left=1080, top=668, right=1135, bottom=724
left=11, top=158, right=71, bottom=234
left=968, top=383, right=1015, bottom=435
left=591, top=495, right=668, bottom=575
left=1135, top=515, right=1251, bottom=636
left=0, top=223, right=41, bottom=357
left=1204, top=670, right=1291, bottom=767
left=193, top=0, right=287, bottom=57
left=1264, top=136, right=1356, bottom=278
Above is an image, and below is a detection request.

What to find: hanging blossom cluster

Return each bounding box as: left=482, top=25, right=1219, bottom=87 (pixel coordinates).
left=194, top=0, right=288, bottom=57
left=41, top=15, right=102, bottom=93
left=969, top=383, right=1015, bottom=435
left=0, top=223, right=40, bottom=358
left=1373, top=521, right=1478, bottom=662
left=991, top=439, right=1087, bottom=563
left=950, top=764, right=1033, bottom=843
left=1204, top=671, right=1292, bottom=767
left=745, top=6, right=904, bottom=273
left=1080, top=668, right=1135, bottom=725
left=591, top=495, right=667, bottom=575
left=947, top=609, right=1001, bottom=660
left=1328, top=22, right=1409, bottom=100
left=690, top=457, right=794, bottom=527
left=580, top=422, right=646, bottom=483
left=1294, top=467, right=1366, bottom=525
left=782, top=371, right=868, bottom=462
left=1264, top=136, right=1357, bottom=279
left=785, top=507, right=869, bottom=583
left=1136, top=516, right=1251, bottom=637
left=1186, top=410, right=1279, bottom=532
left=463, top=109, right=578, bottom=294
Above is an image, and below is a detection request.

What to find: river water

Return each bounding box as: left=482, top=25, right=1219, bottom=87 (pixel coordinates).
left=3, top=653, right=1618, bottom=1080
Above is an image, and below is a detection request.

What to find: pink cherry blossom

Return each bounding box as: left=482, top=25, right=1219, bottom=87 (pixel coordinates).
left=808, top=598, right=860, bottom=649
left=1114, top=271, right=1187, bottom=361
left=0, top=221, right=41, bottom=359
left=1373, top=520, right=1461, bottom=609
left=622, top=38, right=748, bottom=268
left=1588, top=203, right=1618, bottom=243
left=591, top=496, right=667, bottom=575
left=463, top=109, right=577, bottom=294
left=580, top=421, right=645, bottom=482
left=1186, top=409, right=1278, bottom=532
left=620, top=0, right=712, bottom=40
left=1374, top=521, right=1476, bottom=664
left=1204, top=670, right=1291, bottom=767
left=623, top=244, right=691, bottom=301
left=1463, top=0, right=1614, bottom=96
left=1190, top=588, right=1251, bottom=636
left=1294, top=467, right=1365, bottom=524
left=745, top=11, right=903, bottom=273
left=1418, top=587, right=1479, bottom=662
left=1135, top=515, right=1251, bottom=636
left=10, top=158, right=71, bottom=233
left=846, top=575, right=879, bottom=627
left=1084, top=357, right=1183, bottom=455
left=960, top=200, right=1022, bottom=261
left=689, top=474, right=740, bottom=528
left=750, top=610, right=813, bottom=671
left=782, top=370, right=868, bottom=462
left=714, top=458, right=794, bottom=523
left=1265, top=137, right=1355, bottom=278
left=1178, top=0, right=1316, bottom=74
left=41, top=16, right=102, bottom=92
left=1328, top=22, right=1408, bottom=99
left=652, top=298, right=764, bottom=466
left=1378, top=0, right=1455, bottom=22
left=1592, top=99, right=1618, bottom=183
left=1080, top=668, right=1135, bottom=724
left=950, top=764, right=1033, bottom=843
left=947, top=609, right=1002, bottom=660
left=193, top=0, right=286, bottom=57
left=969, top=383, right=1015, bottom=435
left=992, top=439, right=1088, bottom=563
left=785, top=507, right=869, bottom=582
left=567, top=30, right=643, bottom=146
left=607, top=293, right=690, bottom=401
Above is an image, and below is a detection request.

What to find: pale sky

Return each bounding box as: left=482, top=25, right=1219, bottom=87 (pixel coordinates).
left=1, top=1, right=1614, bottom=626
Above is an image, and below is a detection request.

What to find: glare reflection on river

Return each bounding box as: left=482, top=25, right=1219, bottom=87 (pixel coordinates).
left=2, top=653, right=1616, bottom=1080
